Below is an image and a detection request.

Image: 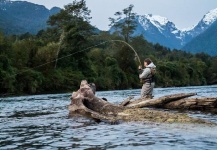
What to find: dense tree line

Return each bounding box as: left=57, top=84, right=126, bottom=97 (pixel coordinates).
left=0, top=0, right=217, bottom=96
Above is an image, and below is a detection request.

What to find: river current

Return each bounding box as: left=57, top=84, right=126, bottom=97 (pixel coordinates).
left=0, top=86, right=217, bottom=150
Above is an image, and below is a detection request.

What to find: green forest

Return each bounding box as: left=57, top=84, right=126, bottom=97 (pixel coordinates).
left=1, top=1, right=217, bottom=96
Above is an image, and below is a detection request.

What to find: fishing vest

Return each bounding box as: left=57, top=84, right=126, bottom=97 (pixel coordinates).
left=140, top=67, right=156, bottom=84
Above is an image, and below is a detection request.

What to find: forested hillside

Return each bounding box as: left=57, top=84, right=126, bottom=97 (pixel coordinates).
left=0, top=0, right=60, bottom=35
left=1, top=1, right=217, bottom=96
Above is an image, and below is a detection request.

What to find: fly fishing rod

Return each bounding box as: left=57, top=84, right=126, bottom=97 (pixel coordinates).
left=33, top=40, right=142, bottom=69
left=109, top=40, right=142, bottom=66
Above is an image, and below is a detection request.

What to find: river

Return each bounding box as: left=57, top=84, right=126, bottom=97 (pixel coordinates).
left=0, top=85, right=217, bottom=150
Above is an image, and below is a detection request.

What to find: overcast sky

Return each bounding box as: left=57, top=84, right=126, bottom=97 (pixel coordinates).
left=12, top=0, right=217, bottom=30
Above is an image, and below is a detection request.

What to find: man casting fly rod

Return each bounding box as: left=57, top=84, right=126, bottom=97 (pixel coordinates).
left=50, top=38, right=156, bottom=99
left=138, top=58, right=156, bottom=99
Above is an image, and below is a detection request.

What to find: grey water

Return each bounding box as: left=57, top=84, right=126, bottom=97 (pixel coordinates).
left=1, top=86, right=217, bottom=150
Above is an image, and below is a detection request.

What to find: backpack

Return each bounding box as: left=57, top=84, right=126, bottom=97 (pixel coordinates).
left=149, top=67, right=156, bottom=76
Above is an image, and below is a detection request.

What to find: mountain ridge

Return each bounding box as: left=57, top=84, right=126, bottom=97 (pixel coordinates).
left=182, top=19, right=217, bottom=56
left=130, top=7, right=217, bottom=50
left=0, top=0, right=61, bottom=35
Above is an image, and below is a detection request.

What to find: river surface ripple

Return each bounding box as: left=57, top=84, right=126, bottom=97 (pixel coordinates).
left=0, top=86, right=217, bottom=150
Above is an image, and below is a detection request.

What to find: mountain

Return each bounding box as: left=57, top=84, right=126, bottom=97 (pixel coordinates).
left=133, top=14, right=183, bottom=49
left=0, top=0, right=61, bottom=35
left=110, top=8, right=217, bottom=51
left=182, top=8, right=217, bottom=45
left=182, top=19, right=217, bottom=56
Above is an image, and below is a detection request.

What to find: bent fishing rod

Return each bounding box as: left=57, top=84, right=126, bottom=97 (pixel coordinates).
left=33, top=40, right=142, bottom=69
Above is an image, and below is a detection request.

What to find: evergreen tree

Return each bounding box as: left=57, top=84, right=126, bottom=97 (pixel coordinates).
left=48, top=0, right=94, bottom=77
left=109, top=4, right=137, bottom=42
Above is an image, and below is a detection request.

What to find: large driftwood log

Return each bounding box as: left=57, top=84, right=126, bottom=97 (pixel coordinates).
left=125, top=93, right=197, bottom=108
left=164, top=97, right=217, bottom=113
left=125, top=94, right=217, bottom=113
left=68, top=80, right=124, bottom=122
left=68, top=80, right=216, bottom=124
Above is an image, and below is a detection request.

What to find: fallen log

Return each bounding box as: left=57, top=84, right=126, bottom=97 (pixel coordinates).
left=164, top=97, right=217, bottom=113
left=125, top=94, right=217, bottom=113
left=125, top=93, right=197, bottom=108
left=68, top=80, right=215, bottom=124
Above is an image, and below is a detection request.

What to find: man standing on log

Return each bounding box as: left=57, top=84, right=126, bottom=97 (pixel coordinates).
left=138, top=58, right=156, bottom=99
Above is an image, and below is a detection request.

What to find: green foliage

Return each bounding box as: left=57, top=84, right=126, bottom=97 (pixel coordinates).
left=0, top=32, right=12, bottom=56
left=11, top=38, right=39, bottom=68
left=205, top=56, right=217, bottom=84
left=104, top=57, right=128, bottom=89
left=47, top=0, right=91, bottom=30
left=34, top=42, right=59, bottom=71
left=48, top=0, right=94, bottom=76
left=15, top=68, right=44, bottom=94
left=0, top=55, right=16, bottom=93
left=42, top=68, right=85, bottom=92
left=36, top=28, right=61, bottom=44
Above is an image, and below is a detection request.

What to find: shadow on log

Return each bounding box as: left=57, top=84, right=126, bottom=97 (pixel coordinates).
left=68, top=80, right=216, bottom=124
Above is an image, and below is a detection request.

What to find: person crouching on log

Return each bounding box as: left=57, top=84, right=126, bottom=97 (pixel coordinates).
left=138, top=58, right=156, bottom=99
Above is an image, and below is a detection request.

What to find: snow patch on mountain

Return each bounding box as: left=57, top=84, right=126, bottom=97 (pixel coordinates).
left=202, top=8, right=217, bottom=25
left=132, top=14, right=184, bottom=49
left=181, top=25, right=196, bottom=32
left=180, top=7, right=217, bottom=45
left=137, top=14, right=179, bottom=34
left=146, top=14, right=169, bottom=30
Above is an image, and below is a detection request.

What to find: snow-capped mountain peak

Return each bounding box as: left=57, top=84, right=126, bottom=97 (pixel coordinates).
left=132, top=14, right=182, bottom=49
left=146, top=14, right=169, bottom=26
left=136, top=14, right=177, bottom=33
left=139, top=14, right=174, bottom=29
left=182, top=7, right=217, bottom=42
left=202, top=8, right=217, bottom=25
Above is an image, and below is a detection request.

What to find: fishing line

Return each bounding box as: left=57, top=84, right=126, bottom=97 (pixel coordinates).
left=1, top=40, right=140, bottom=97
left=33, top=40, right=142, bottom=69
